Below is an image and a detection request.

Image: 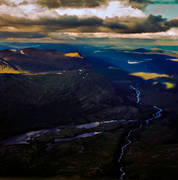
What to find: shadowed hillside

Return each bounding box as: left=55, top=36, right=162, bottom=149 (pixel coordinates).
left=0, top=48, right=88, bottom=73
left=0, top=48, right=140, bottom=140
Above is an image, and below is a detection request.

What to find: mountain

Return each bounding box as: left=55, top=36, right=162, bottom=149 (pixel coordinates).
left=0, top=48, right=177, bottom=179
left=0, top=48, right=141, bottom=140
left=0, top=60, right=19, bottom=74
left=0, top=48, right=88, bottom=73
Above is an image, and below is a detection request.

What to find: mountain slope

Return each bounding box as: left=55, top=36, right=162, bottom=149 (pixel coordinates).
left=0, top=60, right=20, bottom=74
left=0, top=48, right=140, bottom=140
left=0, top=48, right=88, bottom=73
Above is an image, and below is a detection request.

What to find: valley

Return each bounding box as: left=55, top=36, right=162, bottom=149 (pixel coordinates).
left=0, top=47, right=177, bottom=180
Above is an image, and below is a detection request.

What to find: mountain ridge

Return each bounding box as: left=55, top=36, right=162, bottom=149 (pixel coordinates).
left=0, top=48, right=88, bottom=74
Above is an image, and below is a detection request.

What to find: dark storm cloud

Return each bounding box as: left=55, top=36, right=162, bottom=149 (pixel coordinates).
left=166, top=19, right=178, bottom=28
left=129, top=0, right=152, bottom=8
left=0, top=0, right=153, bottom=10
left=36, top=0, right=152, bottom=9
left=124, top=15, right=169, bottom=33
left=129, top=0, right=151, bottom=4
left=130, top=0, right=150, bottom=2
left=0, top=0, right=152, bottom=8
left=100, top=15, right=173, bottom=33
left=39, top=16, right=103, bottom=27
left=0, top=15, right=103, bottom=31
left=37, top=0, right=107, bottom=8
left=0, top=14, right=177, bottom=36
left=0, top=32, right=47, bottom=39
left=0, top=0, right=175, bottom=42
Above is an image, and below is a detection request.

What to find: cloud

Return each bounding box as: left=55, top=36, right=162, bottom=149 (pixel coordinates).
left=124, top=15, right=168, bottom=33
left=0, top=1, right=146, bottom=19
left=36, top=0, right=151, bottom=9
left=0, top=31, right=47, bottom=40
left=0, top=14, right=177, bottom=37
left=129, top=0, right=151, bottom=9
left=54, top=1, right=146, bottom=19
left=49, top=27, right=178, bottom=41
left=0, top=0, right=176, bottom=41
left=166, top=18, right=178, bottom=27
left=37, top=0, right=107, bottom=8
left=1, top=0, right=152, bottom=9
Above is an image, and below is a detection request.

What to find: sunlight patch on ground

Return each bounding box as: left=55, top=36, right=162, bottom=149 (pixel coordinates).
left=153, top=81, right=159, bottom=85
left=169, top=59, right=178, bottom=62
left=0, top=66, right=20, bottom=74
left=108, top=66, right=120, bottom=70
left=150, top=48, right=162, bottom=51
left=163, top=82, right=175, bottom=89
left=128, top=60, right=143, bottom=64
left=130, top=72, right=170, bottom=80
left=64, top=52, right=83, bottom=59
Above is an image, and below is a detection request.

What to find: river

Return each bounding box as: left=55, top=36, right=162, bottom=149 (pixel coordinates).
left=0, top=119, right=129, bottom=146
left=118, top=85, right=163, bottom=180
left=0, top=85, right=163, bottom=180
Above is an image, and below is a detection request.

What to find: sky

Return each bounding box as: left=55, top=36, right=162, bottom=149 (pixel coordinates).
left=0, top=0, right=177, bottom=43
left=145, top=0, right=178, bottom=19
